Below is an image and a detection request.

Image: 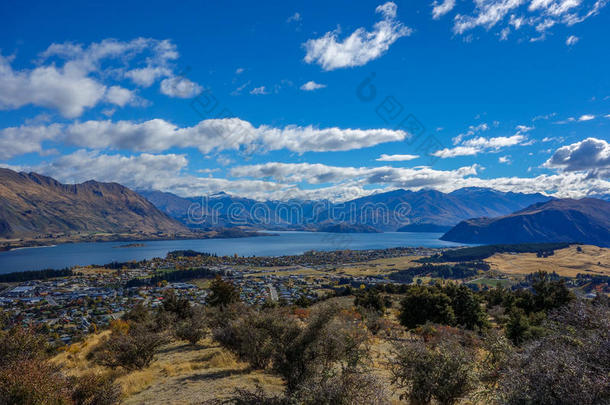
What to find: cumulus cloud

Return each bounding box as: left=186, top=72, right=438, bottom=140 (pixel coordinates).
left=0, top=124, right=63, bottom=159
left=160, top=76, right=203, bottom=98
left=450, top=0, right=607, bottom=40
left=376, top=154, right=419, bottom=161
left=9, top=150, right=610, bottom=201
left=432, top=0, right=456, bottom=19
left=300, top=81, right=327, bottom=91
left=229, top=161, right=610, bottom=199
left=566, top=34, right=580, bottom=45
left=303, top=2, right=412, bottom=70
left=544, top=137, right=610, bottom=176
left=578, top=114, right=595, bottom=121
left=0, top=38, right=201, bottom=117
left=433, top=134, right=527, bottom=158
left=230, top=161, right=481, bottom=187
left=0, top=54, right=107, bottom=118
left=25, top=150, right=286, bottom=199
left=1, top=118, right=408, bottom=158
left=104, top=86, right=138, bottom=107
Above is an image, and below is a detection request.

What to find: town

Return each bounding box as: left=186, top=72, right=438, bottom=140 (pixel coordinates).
left=1, top=244, right=608, bottom=347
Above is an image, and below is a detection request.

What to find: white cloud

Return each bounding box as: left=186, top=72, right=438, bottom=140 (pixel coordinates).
left=566, top=34, right=580, bottom=45
left=498, top=155, right=512, bottom=163
left=160, top=76, right=203, bottom=98
left=287, top=12, right=302, bottom=23
left=300, top=81, right=327, bottom=91
left=104, top=86, right=137, bottom=107
left=432, top=0, right=456, bottom=19
left=578, top=114, right=595, bottom=121
left=0, top=124, right=63, bottom=159
left=250, top=86, right=269, bottom=95
left=229, top=161, right=610, bottom=199
left=125, top=66, right=171, bottom=87
left=303, top=2, right=412, bottom=70
left=544, top=137, right=610, bottom=175
left=230, top=161, right=481, bottom=188
left=10, top=150, right=610, bottom=201
left=376, top=154, right=419, bottom=161
left=1, top=118, right=409, bottom=158
left=25, top=150, right=286, bottom=199
left=452, top=123, right=489, bottom=144
left=0, top=54, right=107, bottom=118
left=235, top=67, right=245, bottom=75
left=450, top=0, right=607, bottom=40
left=0, top=38, right=201, bottom=117
left=434, top=134, right=527, bottom=158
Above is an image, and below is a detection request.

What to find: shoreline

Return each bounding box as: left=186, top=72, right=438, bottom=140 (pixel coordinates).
left=0, top=229, right=277, bottom=252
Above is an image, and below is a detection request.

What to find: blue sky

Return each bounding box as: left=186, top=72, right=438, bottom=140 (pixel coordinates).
left=0, top=0, right=609, bottom=201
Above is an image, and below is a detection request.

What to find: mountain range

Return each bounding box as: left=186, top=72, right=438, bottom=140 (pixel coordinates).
left=139, top=187, right=553, bottom=232
left=3, top=168, right=607, bottom=247
left=441, top=198, right=610, bottom=246
left=0, top=168, right=187, bottom=239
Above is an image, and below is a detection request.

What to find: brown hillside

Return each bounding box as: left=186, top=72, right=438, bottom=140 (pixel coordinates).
left=0, top=168, right=187, bottom=238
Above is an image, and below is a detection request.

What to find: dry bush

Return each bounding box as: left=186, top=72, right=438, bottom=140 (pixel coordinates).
left=272, top=304, right=370, bottom=393
left=70, top=372, right=122, bottom=405
left=293, top=370, right=389, bottom=405
left=497, top=300, right=610, bottom=405
left=214, top=307, right=300, bottom=369
left=92, top=323, right=168, bottom=371
left=390, top=337, right=477, bottom=405
left=0, top=358, right=71, bottom=405
left=0, top=326, right=48, bottom=364
left=175, top=307, right=207, bottom=345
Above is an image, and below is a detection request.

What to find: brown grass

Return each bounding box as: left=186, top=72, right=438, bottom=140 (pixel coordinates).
left=486, top=245, right=610, bottom=277
left=53, top=333, right=284, bottom=404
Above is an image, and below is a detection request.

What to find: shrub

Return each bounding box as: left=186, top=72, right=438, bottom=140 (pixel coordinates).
left=0, top=358, right=71, bottom=405
left=273, top=305, right=369, bottom=392
left=498, top=300, right=610, bottom=404
left=354, top=289, right=386, bottom=313
left=292, top=370, right=389, bottom=405
left=214, top=308, right=299, bottom=369
left=93, top=323, right=168, bottom=370
left=175, top=307, right=207, bottom=345
left=70, top=372, right=122, bottom=405
left=0, top=326, right=48, bottom=365
left=390, top=338, right=476, bottom=405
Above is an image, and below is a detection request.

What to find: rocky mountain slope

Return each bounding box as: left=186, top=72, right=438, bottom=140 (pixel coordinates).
left=441, top=198, right=610, bottom=246
left=0, top=168, right=188, bottom=239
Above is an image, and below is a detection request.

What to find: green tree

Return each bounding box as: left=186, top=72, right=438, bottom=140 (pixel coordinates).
left=399, top=286, right=456, bottom=329
left=207, top=276, right=240, bottom=307
left=443, top=284, right=487, bottom=330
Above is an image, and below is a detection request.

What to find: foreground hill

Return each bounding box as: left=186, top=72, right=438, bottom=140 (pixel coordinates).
left=441, top=198, right=610, bottom=246
left=140, top=187, right=551, bottom=231
left=0, top=168, right=188, bottom=239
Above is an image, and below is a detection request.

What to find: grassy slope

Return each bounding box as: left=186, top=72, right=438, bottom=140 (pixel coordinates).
left=485, top=244, right=610, bottom=277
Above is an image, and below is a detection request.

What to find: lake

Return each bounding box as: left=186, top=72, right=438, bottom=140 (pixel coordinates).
left=0, top=231, right=467, bottom=273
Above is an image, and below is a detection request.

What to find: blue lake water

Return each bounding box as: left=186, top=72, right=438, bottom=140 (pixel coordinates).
left=0, top=231, right=467, bottom=273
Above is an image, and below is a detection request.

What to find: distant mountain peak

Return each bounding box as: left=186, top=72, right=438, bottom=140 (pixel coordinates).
left=441, top=198, right=610, bottom=246
left=0, top=168, right=187, bottom=239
